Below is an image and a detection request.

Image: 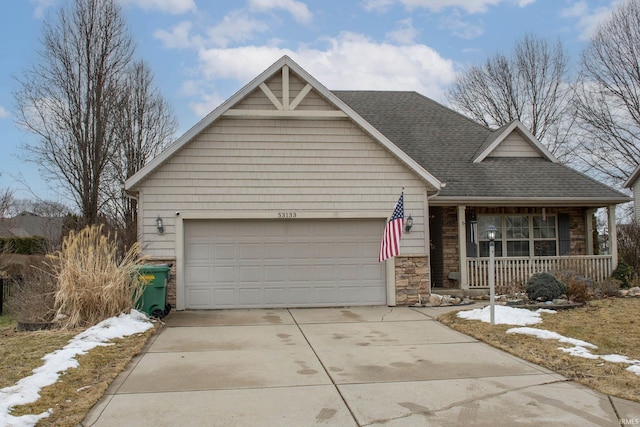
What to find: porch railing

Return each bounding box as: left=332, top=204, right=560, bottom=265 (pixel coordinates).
left=466, top=255, right=613, bottom=289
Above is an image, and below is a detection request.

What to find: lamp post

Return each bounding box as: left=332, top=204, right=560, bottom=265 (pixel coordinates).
left=486, top=224, right=497, bottom=326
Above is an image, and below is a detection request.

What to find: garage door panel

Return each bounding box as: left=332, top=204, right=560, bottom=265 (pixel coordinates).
left=214, top=243, right=236, bottom=260
left=239, top=266, right=262, bottom=282
left=187, top=266, right=210, bottom=282
left=187, top=243, right=210, bottom=261
left=186, top=288, right=211, bottom=308
left=184, top=219, right=386, bottom=309
left=238, top=244, right=263, bottom=259
left=238, top=287, right=261, bottom=305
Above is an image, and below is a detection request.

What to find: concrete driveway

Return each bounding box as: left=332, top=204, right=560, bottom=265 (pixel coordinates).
left=82, top=306, right=640, bottom=426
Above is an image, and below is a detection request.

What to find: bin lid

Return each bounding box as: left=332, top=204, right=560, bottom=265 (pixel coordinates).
left=137, top=264, right=171, bottom=273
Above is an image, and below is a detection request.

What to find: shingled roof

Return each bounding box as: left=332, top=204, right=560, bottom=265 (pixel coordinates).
left=334, top=90, right=629, bottom=206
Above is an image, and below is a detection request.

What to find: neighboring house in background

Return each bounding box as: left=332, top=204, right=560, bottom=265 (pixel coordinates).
left=624, top=167, right=640, bottom=221
left=0, top=211, right=65, bottom=245
left=125, top=56, right=629, bottom=310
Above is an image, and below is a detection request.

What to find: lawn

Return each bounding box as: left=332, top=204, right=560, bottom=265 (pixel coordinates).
left=0, top=315, right=157, bottom=426
left=438, top=297, right=640, bottom=403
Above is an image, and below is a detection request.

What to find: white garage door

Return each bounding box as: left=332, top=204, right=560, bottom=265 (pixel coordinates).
left=184, top=219, right=386, bottom=309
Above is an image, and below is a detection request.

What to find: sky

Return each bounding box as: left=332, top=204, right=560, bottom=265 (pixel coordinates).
left=0, top=0, right=624, bottom=205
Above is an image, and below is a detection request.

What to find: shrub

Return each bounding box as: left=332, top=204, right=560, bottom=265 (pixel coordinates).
left=612, top=260, right=635, bottom=289
left=592, top=279, right=621, bottom=298
left=526, top=272, right=567, bottom=302
left=553, top=270, right=594, bottom=303
left=0, top=236, right=48, bottom=255
left=6, top=261, right=57, bottom=323
left=48, top=225, right=145, bottom=329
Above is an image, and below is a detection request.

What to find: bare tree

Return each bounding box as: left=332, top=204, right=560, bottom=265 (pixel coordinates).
left=0, top=187, right=14, bottom=218
left=447, top=34, right=573, bottom=160
left=573, top=0, right=640, bottom=187
left=105, top=60, right=177, bottom=248
left=14, top=0, right=133, bottom=225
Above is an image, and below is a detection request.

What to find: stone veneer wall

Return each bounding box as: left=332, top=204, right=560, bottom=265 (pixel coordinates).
left=395, top=256, right=430, bottom=305
left=439, top=206, right=589, bottom=287
left=441, top=207, right=460, bottom=289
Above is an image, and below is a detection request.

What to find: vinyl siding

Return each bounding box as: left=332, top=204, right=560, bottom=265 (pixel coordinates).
left=634, top=185, right=640, bottom=221
left=138, top=89, right=430, bottom=257
left=489, top=130, right=542, bottom=158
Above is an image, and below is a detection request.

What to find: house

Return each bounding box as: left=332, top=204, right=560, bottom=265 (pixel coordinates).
left=0, top=211, right=64, bottom=244
left=624, top=166, right=640, bottom=221
left=125, top=56, right=629, bottom=310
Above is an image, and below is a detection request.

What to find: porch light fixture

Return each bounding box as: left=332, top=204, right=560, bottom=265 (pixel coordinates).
left=405, top=215, right=413, bottom=232
left=156, top=216, right=164, bottom=234
left=486, top=224, right=497, bottom=325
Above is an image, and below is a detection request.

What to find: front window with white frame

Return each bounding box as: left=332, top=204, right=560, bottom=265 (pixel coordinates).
left=478, top=214, right=558, bottom=257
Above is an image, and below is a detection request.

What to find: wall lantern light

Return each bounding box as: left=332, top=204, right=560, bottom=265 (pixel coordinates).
left=156, top=215, right=164, bottom=234
left=405, top=215, right=413, bottom=232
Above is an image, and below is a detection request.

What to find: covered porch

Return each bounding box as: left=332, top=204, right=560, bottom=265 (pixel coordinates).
left=429, top=204, right=619, bottom=290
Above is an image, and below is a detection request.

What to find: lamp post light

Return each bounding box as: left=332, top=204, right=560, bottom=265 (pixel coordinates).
left=486, top=224, right=497, bottom=326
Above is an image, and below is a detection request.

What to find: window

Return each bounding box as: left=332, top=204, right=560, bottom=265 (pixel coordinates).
left=476, top=214, right=558, bottom=257
left=506, top=216, right=529, bottom=256
left=533, top=215, right=557, bottom=256
left=478, top=216, right=502, bottom=257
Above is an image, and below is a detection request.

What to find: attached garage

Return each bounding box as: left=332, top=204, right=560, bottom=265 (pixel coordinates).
left=126, top=57, right=440, bottom=310
left=184, top=219, right=387, bottom=309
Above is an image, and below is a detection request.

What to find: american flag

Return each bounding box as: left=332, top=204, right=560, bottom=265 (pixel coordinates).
left=379, top=193, right=404, bottom=263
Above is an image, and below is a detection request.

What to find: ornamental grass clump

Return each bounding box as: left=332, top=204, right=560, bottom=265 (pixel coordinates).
left=48, top=225, right=145, bottom=329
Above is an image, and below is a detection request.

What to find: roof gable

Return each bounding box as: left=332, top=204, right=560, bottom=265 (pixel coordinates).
left=472, top=120, right=557, bottom=163
left=624, top=164, right=640, bottom=188
left=125, top=56, right=442, bottom=191
left=334, top=91, right=628, bottom=205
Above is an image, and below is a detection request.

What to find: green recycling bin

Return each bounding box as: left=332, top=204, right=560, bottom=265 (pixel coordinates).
left=135, top=265, right=171, bottom=318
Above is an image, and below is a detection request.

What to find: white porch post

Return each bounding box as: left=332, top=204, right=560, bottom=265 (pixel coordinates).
left=457, top=205, right=468, bottom=289
left=608, top=205, right=618, bottom=270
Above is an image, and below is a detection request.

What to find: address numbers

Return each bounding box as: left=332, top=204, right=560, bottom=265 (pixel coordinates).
left=278, top=212, right=297, bottom=219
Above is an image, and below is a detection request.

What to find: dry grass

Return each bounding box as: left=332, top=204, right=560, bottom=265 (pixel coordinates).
left=49, top=225, right=145, bottom=329
left=0, top=318, right=157, bottom=426
left=438, top=298, right=640, bottom=403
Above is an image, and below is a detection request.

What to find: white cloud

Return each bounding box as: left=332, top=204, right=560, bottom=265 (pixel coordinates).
left=188, top=92, right=227, bottom=118
left=0, top=106, right=9, bottom=119
left=154, top=11, right=272, bottom=50
left=154, top=21, right=202, bottom=49
left=118, top=0, right=196, bottom=14
left=386, top=18, right=420, bottom=44
left=362, top=0, right=533, bottom=14
left=248, top=0, right=313, bottom=24
left=31, top=0, right=55, bottom=19
left=560, top=1, right=618, bottom=41
left=192, top=31, right=455, bottom=118
left=206, top=11, right=270, bottom=48
left=439, top=11, right=484, bottom=39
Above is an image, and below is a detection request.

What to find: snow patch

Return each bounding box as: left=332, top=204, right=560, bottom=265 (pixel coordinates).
left=0, top=310, right=153, bottom=427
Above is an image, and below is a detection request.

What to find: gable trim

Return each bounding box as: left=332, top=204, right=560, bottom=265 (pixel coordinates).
left=472, top=120, right=558, bottom=163
left=125, top=56, right=442, bottom=191
left=624, top=165, right=640, bottom=188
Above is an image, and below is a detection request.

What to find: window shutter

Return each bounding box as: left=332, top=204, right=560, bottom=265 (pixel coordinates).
left=558, top=213, right=570, bottom=255
left=466, top=212, right=478, bottom=257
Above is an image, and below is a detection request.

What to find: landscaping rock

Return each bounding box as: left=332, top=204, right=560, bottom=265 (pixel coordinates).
left=629, top=287, right=640, bottom=297
left=429, top=294, right=443, bottom=307
left=552, top=298, right=569, bottom=305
